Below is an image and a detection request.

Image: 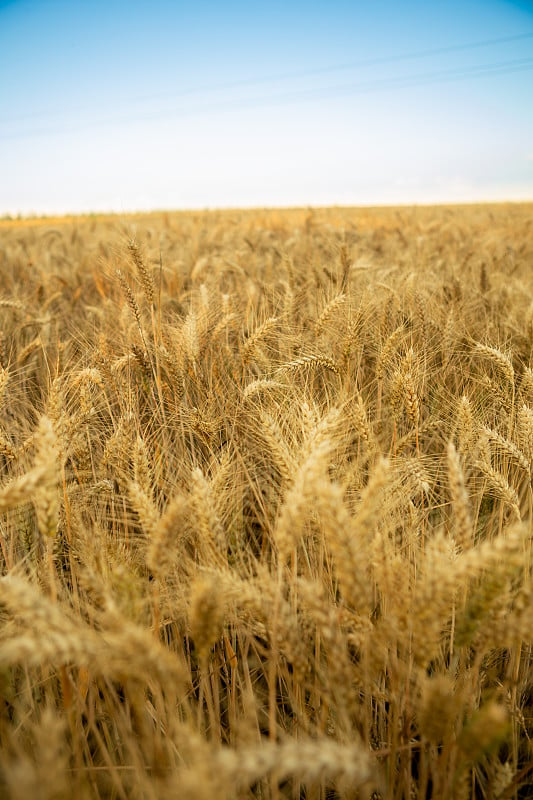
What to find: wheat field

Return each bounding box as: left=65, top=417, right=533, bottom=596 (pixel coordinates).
left=0, top=204, right=532, bottom=799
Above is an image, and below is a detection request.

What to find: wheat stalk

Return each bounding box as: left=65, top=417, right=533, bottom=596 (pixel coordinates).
left=128, top=238, right=155, bottom=304
left=447, top=440, right=473, bottom=551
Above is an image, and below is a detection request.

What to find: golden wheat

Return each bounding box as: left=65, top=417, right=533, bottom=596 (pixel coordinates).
left=0, top=204, right=531, bottom=799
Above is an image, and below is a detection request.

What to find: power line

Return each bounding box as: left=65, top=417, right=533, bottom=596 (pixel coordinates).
left=3, top=30, right=533, bottom=126
left=1, top=55, right=533, bottom=141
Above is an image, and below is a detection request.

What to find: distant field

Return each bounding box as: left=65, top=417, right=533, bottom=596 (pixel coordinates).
left=0, top=204, right=532, bottom=799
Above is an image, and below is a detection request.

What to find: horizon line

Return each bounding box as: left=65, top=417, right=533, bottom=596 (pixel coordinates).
left=2, top=197, right=533, bottom=224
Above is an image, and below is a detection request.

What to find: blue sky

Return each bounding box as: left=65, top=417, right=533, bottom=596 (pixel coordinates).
left=1, top=0, right=532, bottom=214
